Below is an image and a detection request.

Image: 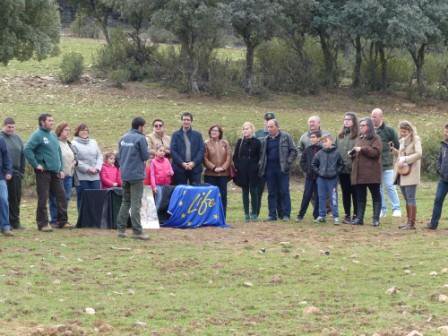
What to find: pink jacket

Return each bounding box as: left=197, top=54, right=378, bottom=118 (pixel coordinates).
left=100, top=163, right=122, bottom=189
left=150, top=157, right=173, bottom=190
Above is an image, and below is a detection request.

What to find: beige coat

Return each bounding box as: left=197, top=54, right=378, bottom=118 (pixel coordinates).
left=147, top=132, right=171, bottom=157
left=393, top=135, right=422, bottom=186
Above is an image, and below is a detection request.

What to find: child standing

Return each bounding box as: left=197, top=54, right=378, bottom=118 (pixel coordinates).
left=100, top=152, right=122, bottom=188
left=150, top=145, right=174, bottom=192
left=312, top=134, right=343, bottom=224
left=297, top=131, right=321, bottom=222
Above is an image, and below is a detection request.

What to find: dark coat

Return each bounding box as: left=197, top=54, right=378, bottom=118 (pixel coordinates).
left=259, top=131, right=298, bottom=176
left=311, top=145, right=344, bottom=179
left=233, top=137, right=261, bottom=187
left=351, top=135, right=383, bottom=185
left=170, top=127, right=205, bottom=174
left=437, top=140, right=448, bottom=182
left=300, top=143, right=321, bottom=179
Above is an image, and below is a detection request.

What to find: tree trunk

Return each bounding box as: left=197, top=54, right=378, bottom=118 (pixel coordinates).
left=244, top=42, right=255, bottom=94
left=96, top=13, right=110, bottom=45
left=378, top=42, right=387, bottom=91
left=352, top=35, right=362, bottom=89
left=319, top=31, right=338, bottom=88
left=409, top=43, right=426, bottom=95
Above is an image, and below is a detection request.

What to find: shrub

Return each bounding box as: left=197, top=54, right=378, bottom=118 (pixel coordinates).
left=59, top=52, right=84, bottom=84
left=256, top=38, right=320, bottom=94
left=421, top=134, right=442, bottom=179
left=148, top=27, right=177, bottom=44
left=94, top=29, right=154, bottom=82
left=70, top=12, right=100, bottom=38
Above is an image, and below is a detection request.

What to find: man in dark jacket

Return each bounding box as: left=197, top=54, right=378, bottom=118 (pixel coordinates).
left=170, top=112, right=204, bottom=185
left=0, top=118, right=25, bottom=230
left=259, top=119, right=297, bottom=221
left=297, top=131, right=321, bottom=221
left=312, top=134, right=344, bottom=224
left=117, top=117, right=150, bottom=240
left=254, top=112, right=282, bottom=218
left=371, top=108, right=401, bottom=218
left=0, top=136, right=13, bottom=236
left=24, top=113, right=67, bottom=232
left=427, top=123, right=448, bottom=229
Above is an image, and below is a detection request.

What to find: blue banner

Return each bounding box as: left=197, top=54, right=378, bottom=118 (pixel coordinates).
left=164, top=185, right=228, bottom=228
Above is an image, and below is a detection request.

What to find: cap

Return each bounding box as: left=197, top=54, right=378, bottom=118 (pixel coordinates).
left=264, top=112, right=276, bottom=120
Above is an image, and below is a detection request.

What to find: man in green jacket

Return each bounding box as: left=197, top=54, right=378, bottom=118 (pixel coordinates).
left=0, top=118, right=25, bottom=230
left=371, top=108, right=401, bottom=218
left=24, top=114, right=67, bottom=232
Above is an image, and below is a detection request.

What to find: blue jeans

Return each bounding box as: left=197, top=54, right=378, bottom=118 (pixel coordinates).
left=76, top=180, right=101, bottom=211
left=266, top=168, right=291, bottom=219
left=381, top=169, right=401, bottom=213
left=430, top=180, right=448, bottom=228
left=317, top=177, right=339, bottom=218
left=0, top=180, right=10, bottom=231
left=50, top=176, right=73, bottom=224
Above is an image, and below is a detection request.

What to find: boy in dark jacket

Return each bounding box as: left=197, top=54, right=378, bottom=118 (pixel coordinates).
left=312, top=134, right=343, bottom=224
left=427, top=123, right=448, bottom=229
left=297, top=131, right=321, bottom=221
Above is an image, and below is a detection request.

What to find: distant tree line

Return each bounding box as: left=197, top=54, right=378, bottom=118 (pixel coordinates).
left=2, top=0, right=448, bottom=98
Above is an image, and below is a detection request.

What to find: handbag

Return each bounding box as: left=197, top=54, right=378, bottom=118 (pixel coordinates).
left=397, top=162, right=411, bottom=176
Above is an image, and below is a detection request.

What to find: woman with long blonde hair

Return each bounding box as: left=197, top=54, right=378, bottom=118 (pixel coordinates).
left=232, top=122, right=261, bottom=222
left=392, top=120, right=422, bottom=230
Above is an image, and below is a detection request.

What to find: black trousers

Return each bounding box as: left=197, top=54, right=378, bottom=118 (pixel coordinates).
left=354, top=183, right=381, bottom=220
left=204, top=175, right=228, bottom=217
left=298, top=176, right=319, bottom=219
left=7, top=174, right=22, bottom=228
left=173, top=169, right=202, bottom=185
left=339, top=173, right=358, bottom=218
left=35, top=171, right=67, bottom=228
left=257, top=177, right=284, bottom=218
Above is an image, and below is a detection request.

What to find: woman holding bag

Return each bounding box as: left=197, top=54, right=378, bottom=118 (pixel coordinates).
left=233, top=122, right=261, bottom=222
left=392, top=120, right=422, bottom=230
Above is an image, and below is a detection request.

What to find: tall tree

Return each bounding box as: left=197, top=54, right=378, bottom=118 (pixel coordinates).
left=311, top=0, right=347, bottom=88
left=342, top=0, right=393, bottom=90
left=155, top=0, right=226, bottom=94
left=228, top=0, right=280, bottom=94
left=278, top=0, right=314, bottom=63
left=70, top=0, right=118, bottom=44
left=389, top=0, right=448, bottom=93
left=0, top=0, right=60, bottom=65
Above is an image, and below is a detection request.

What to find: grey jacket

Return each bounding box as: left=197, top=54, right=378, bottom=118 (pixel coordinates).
left=312, top=145, right=344, bottom=179
left=72, top=137, right=103, bottom=181
left=118, top=129, right=149, bottom=181
left=438, top=141, right=448, bottom=182
left=297, top=129, right=330, bottom=159
left=259, top=131, right=298, bottom=175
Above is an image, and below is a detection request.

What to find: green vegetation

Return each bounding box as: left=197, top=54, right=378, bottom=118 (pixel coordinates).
left=1, top=37, right=448, bottom=335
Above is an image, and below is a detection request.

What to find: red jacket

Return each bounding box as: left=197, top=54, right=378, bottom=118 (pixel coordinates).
left=100, top=163, right=122, bottom=188
left=149, top=156, right=173, bottom=190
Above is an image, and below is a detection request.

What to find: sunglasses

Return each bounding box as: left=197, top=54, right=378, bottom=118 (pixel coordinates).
left=154, top=124, right=163, bottom=128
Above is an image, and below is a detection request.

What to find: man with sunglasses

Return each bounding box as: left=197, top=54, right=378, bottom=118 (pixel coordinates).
left=148, top=119, right=171, bottom=158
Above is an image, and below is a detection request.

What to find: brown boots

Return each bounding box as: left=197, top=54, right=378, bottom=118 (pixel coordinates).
left=399, top=205, right=416, bottom=230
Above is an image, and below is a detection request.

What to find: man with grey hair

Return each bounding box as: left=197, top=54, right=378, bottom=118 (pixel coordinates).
left=371, top=108, right=401, bottom=217
left=297, top=115, right=330, bottom=159
left=259, top=119, right=297, bottom=221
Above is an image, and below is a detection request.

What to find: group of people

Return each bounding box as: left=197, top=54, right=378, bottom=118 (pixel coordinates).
left=0, top=108, right=447, bottom=238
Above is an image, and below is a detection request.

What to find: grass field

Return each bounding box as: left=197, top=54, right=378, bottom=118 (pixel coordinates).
left=1, top=37, right=448, bottom=335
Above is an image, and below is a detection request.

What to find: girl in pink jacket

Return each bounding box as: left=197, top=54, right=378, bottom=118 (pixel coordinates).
left=100, top=152, right=122, bottom=188
left=150, top=145, right=174, bottom=192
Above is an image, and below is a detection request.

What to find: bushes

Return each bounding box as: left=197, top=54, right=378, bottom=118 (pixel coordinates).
left=256, top=39, right=320, bottom=94
left=59, top=52, right=84, bottom=84
left=94, top=29, right=154, bottom=82
left=421, top=135, right=442, bottom=179
left=70, top=13, right=100, bottom=39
